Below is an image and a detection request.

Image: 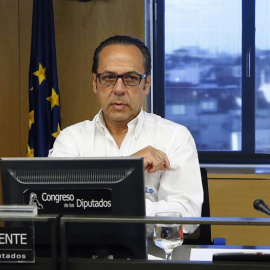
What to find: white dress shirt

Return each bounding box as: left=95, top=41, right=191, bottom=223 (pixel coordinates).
left=49, top=110, right=203, bottom=233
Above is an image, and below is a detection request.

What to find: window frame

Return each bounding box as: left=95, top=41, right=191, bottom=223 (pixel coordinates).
left=147, top=0, right=270, bottom=164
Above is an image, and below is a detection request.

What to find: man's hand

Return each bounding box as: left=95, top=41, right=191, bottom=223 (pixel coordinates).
left=131, top=146, right=170, bottom=173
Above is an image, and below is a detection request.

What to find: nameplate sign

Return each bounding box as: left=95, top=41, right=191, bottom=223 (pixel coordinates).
left=0, top=227, right=34, bottom=263
left=23, top=188, right=112, bottom=214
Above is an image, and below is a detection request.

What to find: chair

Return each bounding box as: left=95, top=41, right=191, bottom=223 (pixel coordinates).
left=184, top=167, right=213, bottom=245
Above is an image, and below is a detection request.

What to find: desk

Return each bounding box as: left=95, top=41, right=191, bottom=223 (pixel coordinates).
left=2, top=217, right=270, bottom=270
left=3, top=246, right=270, bottom=270
left=64, top=259, right=270, bottom=270
left=1, top=243, right=270, bottom=270
left=58, top=216, right=270, bottom=270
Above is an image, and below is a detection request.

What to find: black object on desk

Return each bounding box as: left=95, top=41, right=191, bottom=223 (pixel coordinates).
left=213, top=252, right=270, bottom=262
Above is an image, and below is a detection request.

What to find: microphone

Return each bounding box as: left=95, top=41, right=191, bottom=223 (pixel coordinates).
left=253, top=199, right=270, bottom=216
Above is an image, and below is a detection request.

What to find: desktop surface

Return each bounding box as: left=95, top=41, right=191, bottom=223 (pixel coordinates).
left=2, top=244, right=270, bottom=270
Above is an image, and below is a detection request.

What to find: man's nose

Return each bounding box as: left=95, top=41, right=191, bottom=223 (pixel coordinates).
left=113, top=77, right=126, bottom=95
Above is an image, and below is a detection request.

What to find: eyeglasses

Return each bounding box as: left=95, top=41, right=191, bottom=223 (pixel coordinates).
left=96, top=73, right=147, bottom=86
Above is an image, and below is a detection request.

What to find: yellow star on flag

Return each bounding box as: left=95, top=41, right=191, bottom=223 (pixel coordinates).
left=26, top=144, right=34, bottom=157
left=52, top=124, right=61, bottom=138
left=33, top=63, right=46, bottom=85
left=46, top=88, right=60, bottom=109
left=29, top=110, right=35, bottom=129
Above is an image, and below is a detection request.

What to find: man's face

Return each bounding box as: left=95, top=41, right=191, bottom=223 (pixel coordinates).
left=92, top=44, right=151, bottom=127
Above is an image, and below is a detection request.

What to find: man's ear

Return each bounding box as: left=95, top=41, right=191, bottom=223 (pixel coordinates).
left=92, top=73, right=97, bottom=93
left=144, top=75, right=151, bottom=95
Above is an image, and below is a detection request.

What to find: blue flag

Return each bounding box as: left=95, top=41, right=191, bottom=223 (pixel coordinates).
left=27, top=0, right=61, bottom=157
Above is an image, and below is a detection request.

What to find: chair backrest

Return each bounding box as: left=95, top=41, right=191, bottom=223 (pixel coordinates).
left=184, top=167, right=212, bottom=245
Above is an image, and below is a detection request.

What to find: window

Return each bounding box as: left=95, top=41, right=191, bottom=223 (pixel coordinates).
left=148, top=0, right=270, bottom=163
left=255, top=0, right=270, bottom=153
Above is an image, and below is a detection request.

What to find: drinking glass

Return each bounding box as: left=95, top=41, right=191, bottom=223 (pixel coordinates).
left=153, top=212, right=183, bottom=260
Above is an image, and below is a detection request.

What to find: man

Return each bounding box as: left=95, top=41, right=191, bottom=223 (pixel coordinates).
left=49, top=35, right=203, bottom=233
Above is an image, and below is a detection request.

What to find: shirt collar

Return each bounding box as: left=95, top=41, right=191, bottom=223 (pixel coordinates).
left=95, top=109, right=145, bottom=138
left=96, top=109, right=106, bottom=130
left=129, top=109, right=144, bottom=139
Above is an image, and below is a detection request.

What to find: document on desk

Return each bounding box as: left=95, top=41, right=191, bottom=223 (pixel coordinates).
left=190, top=248, right=270, bottom=261
left=148, top=254, right=164, bottom=260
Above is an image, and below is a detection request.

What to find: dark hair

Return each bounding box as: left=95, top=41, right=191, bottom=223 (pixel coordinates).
left=92, top=35, right=151, bottom=75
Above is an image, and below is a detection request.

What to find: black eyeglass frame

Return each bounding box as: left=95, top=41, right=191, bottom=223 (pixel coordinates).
left=96, top=73, right=148, bottom=86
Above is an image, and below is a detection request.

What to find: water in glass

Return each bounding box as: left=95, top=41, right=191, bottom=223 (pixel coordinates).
left=153, top=212, right=183, bottom=260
